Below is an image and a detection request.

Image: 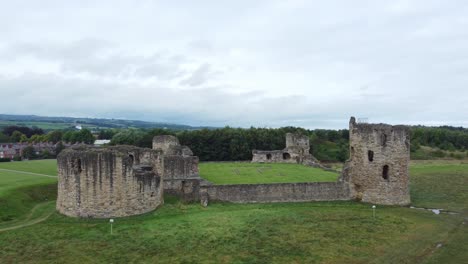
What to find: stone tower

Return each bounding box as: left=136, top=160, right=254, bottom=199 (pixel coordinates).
left=342, top=117, right=410, bottom=205
left=56, top=145, right=164, bottom=218
left=152, top=135, right=202, bottom=201
left=285, top=133, right=310, bottom=160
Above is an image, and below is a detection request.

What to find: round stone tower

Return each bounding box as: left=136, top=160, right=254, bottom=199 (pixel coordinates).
left=56, top=145, right=164, bottom=218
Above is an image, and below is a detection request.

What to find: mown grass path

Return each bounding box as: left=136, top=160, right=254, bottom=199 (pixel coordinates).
left=0, top=201, right=55, bottom=232
left=0, top=168, right=57, bottom=178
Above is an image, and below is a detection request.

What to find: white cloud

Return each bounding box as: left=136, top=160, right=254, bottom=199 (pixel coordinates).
left=0, top=0, right=467, bottom=128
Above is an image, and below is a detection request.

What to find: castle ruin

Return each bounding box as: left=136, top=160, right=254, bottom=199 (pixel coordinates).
left=56, top=146, right=164, bottom=218
left=57, top=136, right=204, bottom=218
left=342, top=117, right=411, bottom=205
left=56, top=117, right=411, bottom=218
left=252, top=133, right=321, bottom=167
left=152, top=135, right=205, bottom=201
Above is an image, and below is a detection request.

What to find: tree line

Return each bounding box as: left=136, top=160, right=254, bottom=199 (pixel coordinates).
left=0, top=126, right=94, bottom=144
left=1, top=125, right=467, bottom=162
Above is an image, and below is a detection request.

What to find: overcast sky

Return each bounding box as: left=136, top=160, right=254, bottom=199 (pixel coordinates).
left=1, top=1, right=467, bottom=129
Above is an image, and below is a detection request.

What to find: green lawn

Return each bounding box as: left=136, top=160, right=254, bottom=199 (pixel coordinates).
left=0, top=159, right=466, bottom=263
left=0, top=159, right=58, bottom=177
left=199, top=162, right=339, bottom=184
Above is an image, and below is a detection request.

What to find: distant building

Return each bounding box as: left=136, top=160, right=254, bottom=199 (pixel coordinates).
left=0, top=142, right=74, bottom=160
left=0, top=144, right=20, bottom=159
left=94, top=139, right=111, bottom=146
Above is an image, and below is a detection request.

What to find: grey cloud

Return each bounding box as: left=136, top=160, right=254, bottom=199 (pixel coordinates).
left=179, top=63, right=213, bottom=87
left=1, top=1, right=468, bottom=128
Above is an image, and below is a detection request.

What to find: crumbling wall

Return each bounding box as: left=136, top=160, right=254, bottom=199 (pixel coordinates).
left=56, top=145, right=164, bottom=218
left=252, top=133, right=323, bottom=168
left=153, top=135, right=202, bottom=201
left=341, top=117, right=410, bottom=205
left=200, top=182, right=350, bottom=204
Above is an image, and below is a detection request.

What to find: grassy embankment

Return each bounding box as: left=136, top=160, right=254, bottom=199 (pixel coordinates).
left=0, top=160, right=466, bottom=263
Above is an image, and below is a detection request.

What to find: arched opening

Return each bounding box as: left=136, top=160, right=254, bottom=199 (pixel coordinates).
left=382, top=165, right=389, bottom=180
left=266, top=153, right=272, bottom=160
left=368, top=150, right=374, bottom=162
left=128, top=154, right=135, bottom=166
left=283, top=152, right=291, bottom=160
left=77, top=159, right=82, bottom=174
left=381, top=134, right=387, bottom=146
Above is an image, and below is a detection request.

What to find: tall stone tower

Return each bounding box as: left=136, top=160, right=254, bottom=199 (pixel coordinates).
left=285, top=133, right=310, bottom=155
left=342, top=117, right=410, bottom=205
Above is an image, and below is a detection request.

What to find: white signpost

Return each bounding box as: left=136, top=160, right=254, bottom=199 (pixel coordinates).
left=110, top=219, right=114, bottom=235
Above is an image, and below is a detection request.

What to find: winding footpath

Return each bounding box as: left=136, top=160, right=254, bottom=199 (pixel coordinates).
left=0, top=202, right=55, bottom=233
left=0, top=168, right=57, bottom=178
left=0, top=168, right=57, bottom=232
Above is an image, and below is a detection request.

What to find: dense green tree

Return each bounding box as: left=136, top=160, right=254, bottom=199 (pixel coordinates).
left=0, top=133, right=9, bottom=143
left=2, top=126, right=43, bottom=137
left=21, top=146, right=36, bottom=159
left=29, top=134, right=48, bottom=143
left=46, top=130, right=63, bottom=143
left=76, top=129, right=95, bottom=144
left=61, top=129, right=94, bottom=144
left=98, top=129, right=118, bottom=140
left=111, top=129, right=145, bottom=146
left=10, top=131, right=25, bottom=142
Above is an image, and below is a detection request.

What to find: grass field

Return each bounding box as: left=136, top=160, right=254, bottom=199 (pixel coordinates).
left=199, top=162, right=339, bottom=184
left=0, top=160, right=467, bottom=263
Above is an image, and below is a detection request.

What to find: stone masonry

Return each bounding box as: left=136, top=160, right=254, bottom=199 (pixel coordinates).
left=340, top=117, right=411, bottom=205
left=57, top=116, right=411, bottom=218
left=152, top=135, right=204, bottom=201
left=252, top=133, right=322, bottom=167
left=56, top=145, right=164, bottom=218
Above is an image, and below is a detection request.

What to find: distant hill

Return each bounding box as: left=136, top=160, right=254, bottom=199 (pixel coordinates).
left=0, top=114, right=215, bottom=131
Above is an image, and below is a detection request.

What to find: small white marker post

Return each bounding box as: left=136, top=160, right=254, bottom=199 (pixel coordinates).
left=372, top=205, right=376, bottom=219
left=109, top=219, right=114, bottom=235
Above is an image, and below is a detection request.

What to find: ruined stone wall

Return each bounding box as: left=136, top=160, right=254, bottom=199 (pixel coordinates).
left=152, top=135, right=180, bottom=154
left=56, top=146, right=164, bottom=218
left=285, top=133, right=310, bottom=152
left=342, top=117, right=410, bottom=205
left=152, top=135, right=202, bottom=201
left=163, top=155, right=199, bottom=180
left=200, top=182, right=350, bottom=204
left=251, top=150, right=296, bottom=163
left=252, top=133, right=323, bottom=168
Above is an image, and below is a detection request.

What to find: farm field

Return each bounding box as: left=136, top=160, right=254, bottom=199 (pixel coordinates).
left=199, top=162, right=339, bottom=184
left=0, top=120, right=74, bottom=130
left=0, top=159, right=467, bottom=263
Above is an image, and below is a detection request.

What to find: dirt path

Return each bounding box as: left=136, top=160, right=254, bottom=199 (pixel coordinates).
left=0, top=168, right=57, bottom=178
left=0, top=202, right=55, bottom=233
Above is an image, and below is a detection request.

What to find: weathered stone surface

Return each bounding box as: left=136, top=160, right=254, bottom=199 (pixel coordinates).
left=341, top=117, right=411, bottom=205
left=56, top=145, right=164, bottom=218
left=152, top=135, right=181, bottom=155
left=252, top=133, right=323, bottom=168
left=201, top=182, right=350, bottom=204
left=153, top=135, right=202, bottom=201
